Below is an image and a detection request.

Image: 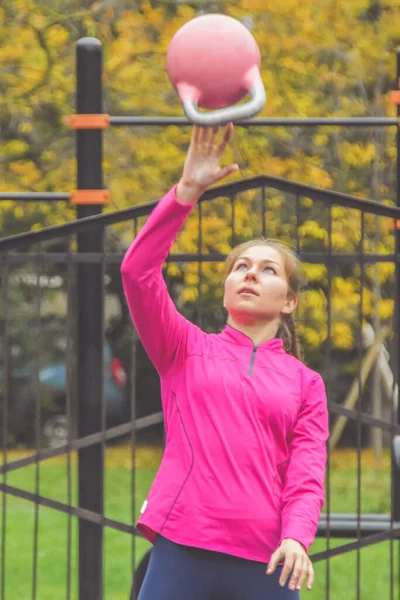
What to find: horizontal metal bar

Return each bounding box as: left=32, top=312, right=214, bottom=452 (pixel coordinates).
left=1, top=251, right=398, bottom=266
left=0, top=483, right=400, bottom=544
left=169, top=252, right=398, bottom=266
left=317, top=513, right=398, bottom=539
left=328, top=400, right=400, bottom=434
left=0, top=482, right=141, bottom=536
left=0, top=192, right=70, bottom=201
left=0, top=402, right=397, bottom=475
left=262, top=176, right=400, bottom=218
left=317, top=516, right=397, bottom=535
left=0, top=478, right=397, bottom=545
left=109, top=116, right=400, bottom=127
left=310, top=528, right=400, bottom=563
left=316, top=527, right=393, bottom=539
left=321, top=513, right=392, bottom=522
left=0, top=411, right=163, bottom=475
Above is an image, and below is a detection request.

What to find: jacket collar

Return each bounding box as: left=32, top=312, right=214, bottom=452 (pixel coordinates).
left=219, top=324, right=285, bottom=352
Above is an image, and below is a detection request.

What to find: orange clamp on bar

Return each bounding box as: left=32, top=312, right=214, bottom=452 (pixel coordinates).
left=70, top=190, right=110, bottom=205
left=389, top=218, right=400, bottom=230
left=67, top=114, right=110, bottom=129
left=390, top=91, right=400, bottom=105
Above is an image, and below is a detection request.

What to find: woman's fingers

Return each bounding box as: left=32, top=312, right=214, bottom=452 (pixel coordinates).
left=266, top=547, right=284, bottom=576
left=288, top=556, right=313, bottom=592
left=182, top=123, right=237, bottom=191
left=291, top=556, right=308, bottom=591
left=215, top=123, right=234, bottom=156
left=192, top=123, right=233, bottom=147
left=279, top=552, right=295, bottom=587
left=268, top=540, right=313, bottom=593
left=215, top=163, right=239, bottom=182
left=307, top=563, right=314, bottom=590
left=193, top=125, right=202, bottom=144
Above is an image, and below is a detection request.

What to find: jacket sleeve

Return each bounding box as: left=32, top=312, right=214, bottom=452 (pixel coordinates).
left=279, top=373, right=329, bottom=552
left=121, top=184, right=197, bottom=377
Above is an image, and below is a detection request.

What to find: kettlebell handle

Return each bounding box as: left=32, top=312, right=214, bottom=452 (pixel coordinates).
left=181, top=69, right=266, bottom=127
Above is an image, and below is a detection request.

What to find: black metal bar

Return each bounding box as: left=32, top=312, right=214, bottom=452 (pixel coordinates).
left=0, top=394, right=396, bottom=476
left=327, top=399, right=399, bottom=432
left=66, top=237, right=74, bottom=600
left=2, top=251, right=400, bottom=266
left=75, top=37, right=105, bottom=600
left=310, top=528, right=400, bottom=563
left=109, top=116, right=400, bottom=127
left=294, top=194, right=300, bottom=254
left=129, top=327, right=137, bottom=598
left=2, top=473, right=399, bottom=551
left=170, top=251, right=400, bottom=265
left=32, top=250, right=43, bottom=600
left=356, top=212, right=365, bottom=600
left=0, top=482, right=140, bottom=536
left=2, top=468, right=398, bottom=540
left=394, top=50, right=400, bottom=599
left=0, top=413, right=165, bottom=476
left=325, top=204, right=333, bottom=600
left=321, top=513, right=395, bottom=522
left=394, top=50, right=400, bottom=526
left=1, top=255, right=9, bottom=600
left=2, top=175, right=400, bottom=253
left=261, top=187, right=266, bottom=238
left=0, top=192, right=69, bottom=201
left=131, top=219, right=138, bottom=584
left=317, top=516, right=400, bottom=537
left=197, top=203, right=203, bottom=327
left=230, top=194, right=236, bottom=246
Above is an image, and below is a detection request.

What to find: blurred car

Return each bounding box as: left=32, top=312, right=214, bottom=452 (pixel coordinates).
left=0, top=319, right=128, bottom=448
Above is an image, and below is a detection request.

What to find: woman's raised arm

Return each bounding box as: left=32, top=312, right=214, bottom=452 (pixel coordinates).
left=121, top=125, right=238, bottom=376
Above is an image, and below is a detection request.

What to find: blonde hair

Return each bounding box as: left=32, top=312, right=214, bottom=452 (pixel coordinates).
left=225, top=238, right=302, bottom=359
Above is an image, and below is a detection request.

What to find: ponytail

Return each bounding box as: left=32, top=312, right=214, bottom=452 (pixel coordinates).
left=277, top=313, right=302, bottom=360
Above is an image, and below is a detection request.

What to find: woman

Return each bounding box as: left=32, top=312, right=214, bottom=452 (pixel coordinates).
left=121, top=124, right=329, bottom=599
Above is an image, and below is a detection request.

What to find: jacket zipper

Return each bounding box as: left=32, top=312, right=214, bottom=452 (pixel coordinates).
left=248, top=345, right=258, bottom=376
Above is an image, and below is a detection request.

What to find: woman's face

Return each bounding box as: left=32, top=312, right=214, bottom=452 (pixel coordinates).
left=223, top=245, right=297, bottom=323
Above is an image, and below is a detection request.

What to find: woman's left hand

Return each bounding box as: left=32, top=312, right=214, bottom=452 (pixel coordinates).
left=266, top=538, right=314, bottom=591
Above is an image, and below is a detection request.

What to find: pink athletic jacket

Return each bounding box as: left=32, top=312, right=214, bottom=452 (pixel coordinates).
left=121, top=185, right=329, bottom=564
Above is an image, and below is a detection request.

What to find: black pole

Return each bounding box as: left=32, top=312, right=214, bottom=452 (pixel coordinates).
left=76, top=38, right=105, bottom=600
left=393, top=50, right=400, bottom=526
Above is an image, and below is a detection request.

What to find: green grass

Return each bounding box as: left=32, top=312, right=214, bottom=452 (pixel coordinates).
left=0, top=446, right=398, bottom=599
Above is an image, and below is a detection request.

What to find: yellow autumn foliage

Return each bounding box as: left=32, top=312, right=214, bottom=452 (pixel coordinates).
left=1, top=0, right=399, bottom=355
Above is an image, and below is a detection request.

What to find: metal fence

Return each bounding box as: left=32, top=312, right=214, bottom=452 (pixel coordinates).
left=1, top=37, right=400, bottom=599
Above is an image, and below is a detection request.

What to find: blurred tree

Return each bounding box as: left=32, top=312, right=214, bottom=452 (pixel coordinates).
left=0, top=0, right=399, bottom=363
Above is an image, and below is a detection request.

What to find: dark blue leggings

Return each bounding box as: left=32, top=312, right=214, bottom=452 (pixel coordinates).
left=137, top=535, right=300, bottom=600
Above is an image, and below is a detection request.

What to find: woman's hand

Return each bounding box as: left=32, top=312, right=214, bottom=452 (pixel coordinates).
left=266, top=538, right=314, bottom=592
left=176, top=124, right=239, bottom=205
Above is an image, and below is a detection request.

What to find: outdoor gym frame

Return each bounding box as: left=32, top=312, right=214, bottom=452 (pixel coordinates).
left=1, top=37, right=400, bottom=599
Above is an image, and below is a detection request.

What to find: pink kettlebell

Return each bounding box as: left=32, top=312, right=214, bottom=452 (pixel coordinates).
left=167, top=14, right=266, bottom=126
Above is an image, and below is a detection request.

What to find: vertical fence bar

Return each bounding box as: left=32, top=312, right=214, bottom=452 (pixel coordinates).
left=390, top=222, right=396, bottom=599
left=75, top=37, right=105, bottom=600
left=197, top=203, right=203, bottom=328
left=32, top=250, right=43, bottom=600
left=1, top=256, right=9, bottom=600
left=356, top=212, right=365, bottom=600
left=294, top=194, right=300, bottom=254
left=325, top=204, right=333, bottom=600
left=231, top=195, right=236, bottom=246
left=65, top=236, right=74, bottom=600
left=100, top=228, right=106, bottom=593
left=395, top=47, right=400, bottom=598
left=394, top=225, right=399, bottom=598
left=130, top=218, right=138, bottom=600
left=261, top=188, right=266, bottom=238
